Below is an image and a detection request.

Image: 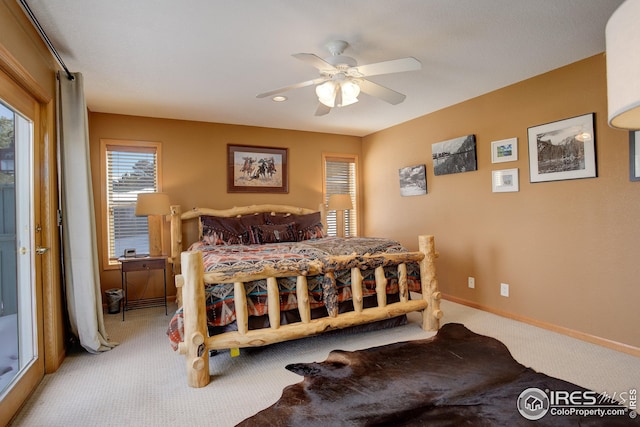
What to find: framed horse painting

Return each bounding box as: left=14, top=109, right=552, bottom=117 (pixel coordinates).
left=227, top=144, right=289, bottom=193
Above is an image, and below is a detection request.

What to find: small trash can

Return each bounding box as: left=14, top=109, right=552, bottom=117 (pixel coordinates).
left=105, top=288, right=123, bottom=314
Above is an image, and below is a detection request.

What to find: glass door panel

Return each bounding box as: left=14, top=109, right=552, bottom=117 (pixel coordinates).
left=0, top=100, right=36, bottom=396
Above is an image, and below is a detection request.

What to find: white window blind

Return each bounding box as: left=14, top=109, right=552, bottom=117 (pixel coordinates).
left=105, top=145, right=158, bottom=261
left=324, top=156, right=357, bottom=237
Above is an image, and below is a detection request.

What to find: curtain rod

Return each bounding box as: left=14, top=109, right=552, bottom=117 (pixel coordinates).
left=18, top=0, right=74, bottom=81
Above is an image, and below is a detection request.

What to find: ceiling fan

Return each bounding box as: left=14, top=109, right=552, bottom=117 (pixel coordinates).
left=256, top=40, right=422, bottom=116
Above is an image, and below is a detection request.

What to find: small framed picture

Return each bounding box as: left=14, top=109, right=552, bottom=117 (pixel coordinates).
left=491, top=137, right=518, bottom=163
left=630, top=131, right=640, bottom=182
left=492, top=168, right=519, bottom=193
left=398, top=164, right=427, bottom=196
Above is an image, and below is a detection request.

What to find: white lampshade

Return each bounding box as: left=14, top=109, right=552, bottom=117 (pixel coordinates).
left=606, top=0, right=640, bottom=130
left=135, top=192, right=171, bottom=216
left=328, top=194, right=353, bottom=211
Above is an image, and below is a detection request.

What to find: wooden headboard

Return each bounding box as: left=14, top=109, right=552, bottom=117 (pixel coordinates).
left=169, top=203, right=327, bottom=271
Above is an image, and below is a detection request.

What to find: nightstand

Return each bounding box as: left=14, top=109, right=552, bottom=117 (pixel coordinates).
left=119, top=256, right=167, bottom=320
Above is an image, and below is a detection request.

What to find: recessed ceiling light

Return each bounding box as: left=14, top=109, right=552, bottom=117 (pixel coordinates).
left=272, top=95, right=287, bottom=102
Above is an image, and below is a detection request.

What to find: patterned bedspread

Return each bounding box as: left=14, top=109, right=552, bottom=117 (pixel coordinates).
left=192, top=236, right=409, bottom=277
left=167, top=237, right=421, bottom=349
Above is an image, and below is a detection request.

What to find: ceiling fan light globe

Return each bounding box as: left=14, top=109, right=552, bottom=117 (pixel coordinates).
left=335, top=81, right=359, bottom=107
left=316, top=81, right=337, bottom=107
left=316, top=81, right=335, bottom=98
left=342, top=81, right=360, bottom=98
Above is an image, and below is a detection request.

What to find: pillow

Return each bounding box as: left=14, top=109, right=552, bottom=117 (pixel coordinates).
left=249, top=223, right=297, bottom=244
left=263, top=212, right=293, bottom=224
left=265, top=211, right=325, bottom=241
left=200, top=214, right=264, bottom=245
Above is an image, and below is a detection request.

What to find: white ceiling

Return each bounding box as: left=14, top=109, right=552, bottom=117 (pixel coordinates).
left=24, top=0, right=622, bottom=137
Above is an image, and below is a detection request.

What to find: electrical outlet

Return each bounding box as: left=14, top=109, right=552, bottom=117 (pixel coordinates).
left=468, top=277, right=475, bottom=289
left=500, top=283, right=510, bottom=297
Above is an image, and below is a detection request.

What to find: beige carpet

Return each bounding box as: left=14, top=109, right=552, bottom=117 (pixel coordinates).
left=9, top=300, right=640, bottom=426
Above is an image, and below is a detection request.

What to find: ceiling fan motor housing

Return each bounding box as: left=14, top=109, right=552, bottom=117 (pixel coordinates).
left=324, top=40, right=358, bottom=70
left=325, top=55, right=357, bottom=69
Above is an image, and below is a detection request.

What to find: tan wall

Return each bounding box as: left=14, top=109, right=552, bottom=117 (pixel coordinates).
left=88, top=113, right=361, bottom=294
left=363, top=54, right=640, bottom=349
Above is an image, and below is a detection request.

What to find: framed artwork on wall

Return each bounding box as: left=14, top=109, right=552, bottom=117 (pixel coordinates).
left=432, top=134, right=477, bottom=176
left=227, top=144, right=288, bottom=193
left=527, top=113, right=596, bottom=183
left=630, top=131, right=640, bottom=182
left=492, top=168, right=519, bottom=192
left=399, top=164, right=427, bottom=196
left=491, top=137, right=518, bottom=163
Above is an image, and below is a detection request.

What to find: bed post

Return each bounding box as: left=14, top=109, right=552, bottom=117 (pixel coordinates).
left=170, top=205, right=183, bottom=272
left=419, top=235, right=443, bottom=331
left=180, top=251, right=210, bottom=388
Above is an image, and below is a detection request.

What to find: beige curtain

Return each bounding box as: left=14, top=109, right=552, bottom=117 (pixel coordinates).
left=57, top=71, right=116, bottom=353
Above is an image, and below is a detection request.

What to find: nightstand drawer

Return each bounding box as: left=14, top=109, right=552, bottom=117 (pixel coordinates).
left=121, top=258, right=166, bottom=273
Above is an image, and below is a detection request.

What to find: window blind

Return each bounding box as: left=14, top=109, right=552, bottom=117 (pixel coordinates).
left=325, top=156, right=357, bottom=236
left=106, top=146, right=158, bottom=260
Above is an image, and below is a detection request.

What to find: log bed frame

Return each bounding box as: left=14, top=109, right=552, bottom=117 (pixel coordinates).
left=169, top=204, right=443, bottom=388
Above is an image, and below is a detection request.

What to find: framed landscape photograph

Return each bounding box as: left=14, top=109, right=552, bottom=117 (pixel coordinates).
left=630, top=131, right=640, bottom=182
left=491, top=137, right=518, bottom=163
left=528, top=113, right=596, bottom=183
left=227, top=144, right=288, bottom=193
left=492, top=168, right=519, bottom=193
left=399, top=164, right=427, bottom=196
left=432, top=134, right=477, bottom=176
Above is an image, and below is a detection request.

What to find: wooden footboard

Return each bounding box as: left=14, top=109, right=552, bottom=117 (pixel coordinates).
left=176, top=234, right=442, bottom=388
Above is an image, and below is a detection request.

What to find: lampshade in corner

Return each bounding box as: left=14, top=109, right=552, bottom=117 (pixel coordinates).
left=606, top=0, right=640, bottom=130
left=135, top=192, right=171, bottom=216
left=135, top=192, right=170, bottom=256
left=328, top=194, right=353, bottom=211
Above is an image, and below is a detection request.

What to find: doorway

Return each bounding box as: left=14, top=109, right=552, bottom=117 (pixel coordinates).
left=0, top=69, right=45, bottom=425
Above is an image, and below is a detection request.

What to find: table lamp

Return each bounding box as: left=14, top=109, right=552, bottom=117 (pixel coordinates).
left=328, top=194, right=353, bottom=238
left=135, top=192, right=171, bottom=256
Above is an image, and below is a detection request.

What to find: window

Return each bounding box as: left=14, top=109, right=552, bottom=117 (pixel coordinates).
left=101, top=140, right=162, bottom=266
left=323, top=153, right=358, bottom=236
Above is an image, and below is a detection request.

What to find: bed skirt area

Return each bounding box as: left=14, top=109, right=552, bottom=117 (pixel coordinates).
left=167, top=292, right=409, bottom=350
left=167, top=263, right=421, bottom=350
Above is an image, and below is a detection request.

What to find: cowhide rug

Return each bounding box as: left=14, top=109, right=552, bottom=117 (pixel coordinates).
left=239, top=323, right=638, bottom=426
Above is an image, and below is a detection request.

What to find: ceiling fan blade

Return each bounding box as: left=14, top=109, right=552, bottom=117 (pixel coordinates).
left=357, top=79, right=407, bottom=105
left=293, top=53, right=338, bottom=72
left=256, top=77, right=328, bottom=98
left=315, top=103, right=331, bottom=116
left=351, top=57, right=421, bottom=77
